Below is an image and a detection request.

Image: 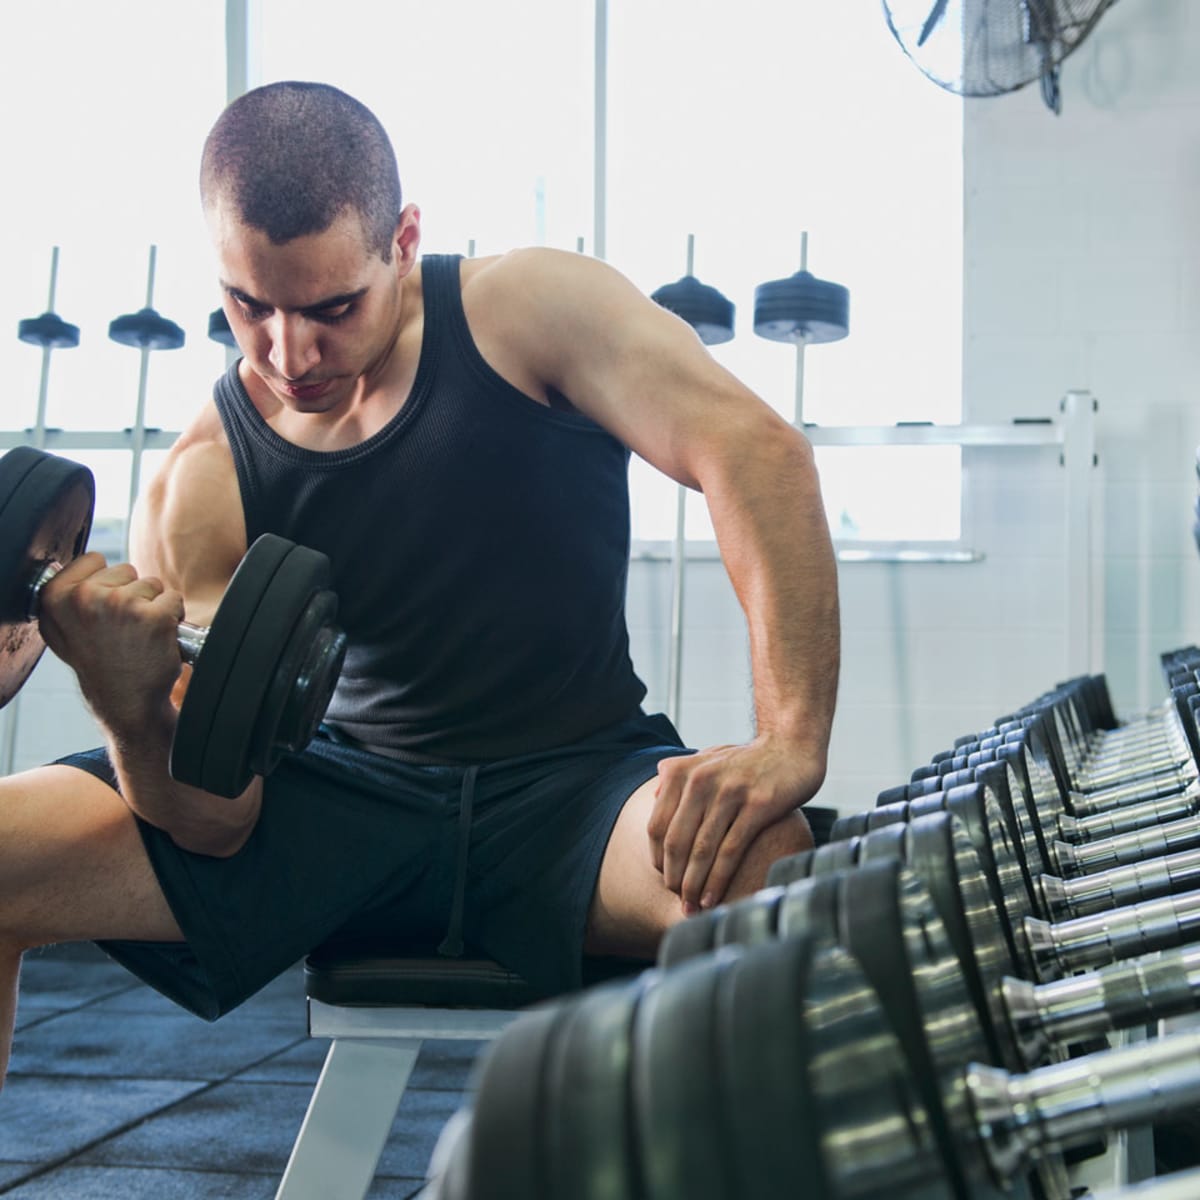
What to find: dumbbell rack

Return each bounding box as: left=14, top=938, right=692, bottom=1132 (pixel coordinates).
left=425, top=655, right=1200, bottom=1199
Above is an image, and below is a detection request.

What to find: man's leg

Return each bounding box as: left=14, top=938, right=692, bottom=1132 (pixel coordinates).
left=0, top=764, right=183, bottom=1087
left=584, top=777, right=813, bottom=959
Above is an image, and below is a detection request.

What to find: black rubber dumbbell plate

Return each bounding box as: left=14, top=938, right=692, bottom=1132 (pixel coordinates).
left=469, top=1004, right=562, bottom=1200
left=631, top=953, right=729, bottom=1200
left=200, top=543, right=331, bottom=797
left=171, top=533, right=293, bottom=793
left=0, top=447, right=94, bottom=707
left=542, top=975, right=646, bottom=1200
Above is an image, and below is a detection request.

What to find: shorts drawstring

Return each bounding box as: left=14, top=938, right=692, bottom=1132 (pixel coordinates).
left=438, top=764, right=479, bottom=958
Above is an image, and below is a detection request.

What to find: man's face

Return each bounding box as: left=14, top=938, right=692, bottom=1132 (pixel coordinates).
left=208, top=203, right=405, bottom=413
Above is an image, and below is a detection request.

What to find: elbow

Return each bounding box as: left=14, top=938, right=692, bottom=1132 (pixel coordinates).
left=170, top=821, right=255, bottom=859
left=167, top=785, right=262, bottom=859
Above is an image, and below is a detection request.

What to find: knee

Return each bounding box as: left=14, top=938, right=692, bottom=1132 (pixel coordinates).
left=727, top=808, right=814, bottom=901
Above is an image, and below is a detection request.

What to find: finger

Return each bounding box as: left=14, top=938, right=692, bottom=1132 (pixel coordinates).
left=46, top=551, right=111, bottom=587
left=688, top=811, right=765, bottom=911
left=679, top=800, right=740, bottom=911
left=660, top=770, right=715, bottom=896
left=151, top=588, right=187, bottom=624
left=647, top=757, right=687, bottom=872
left=88, top=561, right=141, bottom=590
left=129, top=576, right=165, bottom=599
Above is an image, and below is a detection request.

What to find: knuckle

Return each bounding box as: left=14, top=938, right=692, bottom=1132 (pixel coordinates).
left=662, top=831, right=687, bottom=858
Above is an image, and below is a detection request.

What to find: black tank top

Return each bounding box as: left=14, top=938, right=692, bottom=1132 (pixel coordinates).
left=213, top=254, right=646, bottom=763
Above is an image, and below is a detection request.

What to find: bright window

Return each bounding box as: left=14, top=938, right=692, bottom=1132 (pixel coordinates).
left=1, top=2, right=961, bottom=544
left=258, top=0, right=594, bottom=258
left=605, top=0, right=964, bottom=542
left=0, top=2, right=227, bottom=533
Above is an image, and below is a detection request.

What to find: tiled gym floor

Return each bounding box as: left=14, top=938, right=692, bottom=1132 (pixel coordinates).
left=0, top=942, right=474, bottom=1198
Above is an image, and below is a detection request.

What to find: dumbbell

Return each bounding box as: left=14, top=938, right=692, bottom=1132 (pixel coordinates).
left=911, top=707, right=1200, bottom=848
left=887, top=776, right=1200, bottom=987
left=806, top=800, right=1200, bottom=1001
left=677, top=819, right=1200, bottom=1074
left=435, top=921, right=1200, bottom=1200
left=442, top=937, right=954, bottom=1200
left=874, top=720, right=1200, bottom=904
left=0, top=446, right=347, bottom=797
left=920, top=677, right=1193, bottom=800
left=660, top=854, right=1200, bottom=1198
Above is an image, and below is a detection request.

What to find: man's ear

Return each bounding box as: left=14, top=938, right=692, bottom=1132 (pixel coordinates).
left=393, top=204, right=422, bottom=273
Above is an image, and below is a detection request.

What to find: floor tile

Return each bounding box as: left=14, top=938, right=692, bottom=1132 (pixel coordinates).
left=367, top=1179, right=428, bottom=1199
left=0, top=1164, right=279, bottom=1198
left=233, top=1037, right=329, bottom=1085
left=0, top=1165, right=37, bottom=1188
left=376, top=1089, right=465, bottom=1180
left=16, top=954, right=138, bottom=1010
left=0, top=1075, right=203, bottom=1162
left=407, top=1040, right=486, bottom=1092
left=76, top=1081, right=317, bottom=1175
left=235, top=1037, right=484, bottom=1092
left=7, top=1008, right=305, bottom=1081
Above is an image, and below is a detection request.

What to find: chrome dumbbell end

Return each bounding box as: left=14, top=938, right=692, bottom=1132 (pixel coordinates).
left=966, top=1030, right=1200, bottom=1187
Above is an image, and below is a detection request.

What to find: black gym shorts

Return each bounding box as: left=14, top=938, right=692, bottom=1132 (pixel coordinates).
left=55, top=711, right=691, bottom=1020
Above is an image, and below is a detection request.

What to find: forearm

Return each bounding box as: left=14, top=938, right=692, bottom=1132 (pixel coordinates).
left=105, top=701, right=262, bottom=858
left=705, top=421, right=840, bottom=777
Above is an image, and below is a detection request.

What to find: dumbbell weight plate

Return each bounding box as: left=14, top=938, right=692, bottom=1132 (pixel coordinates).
left=657, top=903, right=723, bottom=968
left=170, top=533, right=292, bottom=795
left=630, top=953, right=732, bottom=1200
left=804, top=943, right=954, bottom=1200
left=541, top=974, right=646, bottom=1200
left=468, top=1004, right=564, bottom=1200
left=251, top=588, right=345, bottom=770
left=716, top=937, right=830, bottom=1199
left=834, top=860, right=1018, bottom=1200
left=0, top=447, right=94, bottom=707
left=198, top=543, right=335, bottom=797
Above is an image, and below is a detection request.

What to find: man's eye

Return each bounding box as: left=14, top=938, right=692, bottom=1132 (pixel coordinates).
left=238, top=301, right=270, bottom=321
left=314, top=304, right=354, bottom=324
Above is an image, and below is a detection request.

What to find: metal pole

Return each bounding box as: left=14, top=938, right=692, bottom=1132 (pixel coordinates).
left=1062, top=389, right=1097, bottom=677
left=32, top=246, right=60, bottom=451
left=5, top=246, right=65, bottom=775
left=225, top=0, right=260, bottom=102
left=593, top=0, right=607, bottom=262
left=666, top=232, right=697, bottom=726
left=667, top=486, right=687, bottom=726
left=125, top=247, right=156, bottom=558
left=794, top=232, right=810, bottom=426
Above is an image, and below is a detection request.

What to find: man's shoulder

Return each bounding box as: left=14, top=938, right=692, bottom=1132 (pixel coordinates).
left=459, top=246, right=595, bottom=301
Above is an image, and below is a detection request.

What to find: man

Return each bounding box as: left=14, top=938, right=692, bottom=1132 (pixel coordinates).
left=0, top=81, right=838, bottom=1085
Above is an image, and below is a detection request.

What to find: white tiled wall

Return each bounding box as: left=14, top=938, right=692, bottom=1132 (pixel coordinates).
left=5, top=2, right=1200, bottom=818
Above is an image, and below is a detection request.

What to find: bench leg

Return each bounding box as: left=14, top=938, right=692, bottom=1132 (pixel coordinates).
left=276, top=1036, right=421, bottom=1200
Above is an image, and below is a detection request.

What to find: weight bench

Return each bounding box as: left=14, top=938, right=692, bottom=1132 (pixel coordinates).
left=274, top=810, right=839, bottom=1198
left=274, top=941, right=641, bottom=1200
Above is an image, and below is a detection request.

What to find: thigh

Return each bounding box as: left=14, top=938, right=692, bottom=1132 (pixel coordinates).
left=584, top=777, right=686, bottom=960
left=0, top=764, right=182, bottom=949
left=586, top=780, right=815, bottom=960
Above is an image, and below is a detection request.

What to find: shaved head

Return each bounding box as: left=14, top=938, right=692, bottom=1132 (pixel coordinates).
left=200, top=81, right=402, bottom=260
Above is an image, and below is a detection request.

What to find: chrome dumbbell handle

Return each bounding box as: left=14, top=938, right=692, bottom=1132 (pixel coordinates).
left=1066, top=769, right=1195, bottom=813
left=1023, top=890, right=1200, bottom=981
left=1000, top=945, right=1200, bottom=1068
left=1053, top=816, right=1200, bottom=877
left=966, top=1029, right=1200, bottom=1184
left=1059, top=789, right=1200, bottom=844
left=1039, top=846, right=1200, bottom=919
left=28, top=559, right=208, bottom=664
